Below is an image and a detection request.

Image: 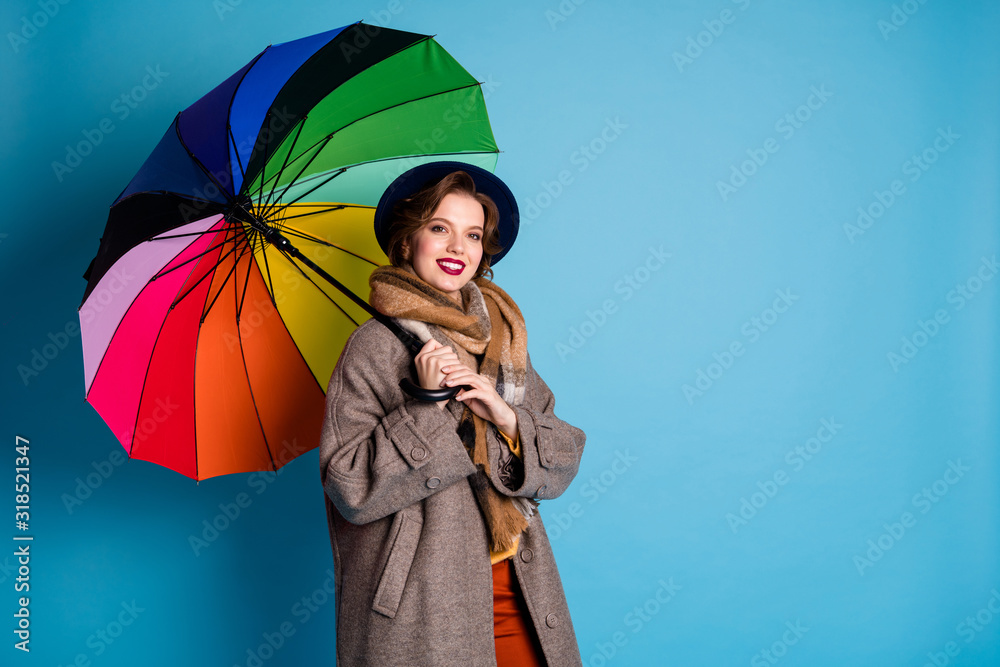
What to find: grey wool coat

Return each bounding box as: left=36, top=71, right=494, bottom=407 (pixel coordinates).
left=319, top=317, right=587, bottom=666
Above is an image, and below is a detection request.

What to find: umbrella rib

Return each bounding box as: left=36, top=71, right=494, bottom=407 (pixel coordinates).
left=267, top=167, right=347, bottom=220
left=113, top=191, right=224, bottom=211
left=270, top=204, right=352, bottom=222
left=250, top=80, right=488, bottom=201
left=234, top=326, right=278, bottom=472
left=220, top=46, right=270, bottom=207
left=121, top=217, right=233, bottom=472
left=278, top=225, right=381, bottom=268
left=227, top=240, right=278, bottom=470
left=257, top=231, right=278, bottom=308
left=240, top=19, right=409, bottom=198
left=235, top=230, right=257, bottom=322
left=153, top=222, right=242, bottom=282
left=174, top=114, right=238, bottom=207
left=269, top=148, right=499, bottom=204
left=171, top=230, right=246, bottom=309
left=181, top=211, right=258, bottom=480
left=259, top=136, right=335, bottom=213
left=275, top=248, right=361, bottom=327
left=228, top=123, right=248, bottom=186
left=260, top=117, right=306, bottom=213
left=150, top=227, right=235, bottom=241
left=256, top=110, right=272, bottom=211
left=200, top=232, right=251, bottom=323
left=82, top=218, right=235, bottom=401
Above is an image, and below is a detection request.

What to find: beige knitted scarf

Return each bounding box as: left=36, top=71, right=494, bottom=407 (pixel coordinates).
left=368, top=264, right=535, bottom=552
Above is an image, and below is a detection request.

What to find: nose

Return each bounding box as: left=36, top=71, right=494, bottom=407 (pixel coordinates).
left=446, top=233, right=466, bottom=255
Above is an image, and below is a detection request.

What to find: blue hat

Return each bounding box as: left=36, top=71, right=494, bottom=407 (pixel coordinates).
left=373, top=161, right=519, bottom=265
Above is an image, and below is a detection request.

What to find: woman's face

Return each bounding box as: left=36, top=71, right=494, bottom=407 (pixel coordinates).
left=404, top=192, right=485, bottom=304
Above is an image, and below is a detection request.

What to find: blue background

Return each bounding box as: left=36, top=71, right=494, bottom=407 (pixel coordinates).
left=2, top=0, right=999, bottom=665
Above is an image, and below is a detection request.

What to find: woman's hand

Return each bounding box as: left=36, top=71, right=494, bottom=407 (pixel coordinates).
left=414, top=340, right=461, bottom=410
left=441, top=363, right=518, bottom=436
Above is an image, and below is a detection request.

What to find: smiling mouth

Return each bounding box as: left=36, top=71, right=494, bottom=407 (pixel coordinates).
left=436, top=259, right=465, bottom=275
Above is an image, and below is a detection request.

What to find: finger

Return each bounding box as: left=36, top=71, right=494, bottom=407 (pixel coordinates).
left=430, top=356, right=461, bottom=374
left=442, top=365, right=476, bottom=378
left=441, top=375, right=481, bottom=391
left=455, top=388, right=495, bottom=409
left=415, top=341, right=442, bottom=362
left=423, top=346, right=459, bottom=361
left=443, top=370, right=486, bottom=387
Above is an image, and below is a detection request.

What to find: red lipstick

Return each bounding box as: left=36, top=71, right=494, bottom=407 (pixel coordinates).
left=436, top=258, right=465, bottom=275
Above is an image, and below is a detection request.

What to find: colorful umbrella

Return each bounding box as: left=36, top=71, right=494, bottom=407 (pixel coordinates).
left=78, top=22, right=501, bottom=481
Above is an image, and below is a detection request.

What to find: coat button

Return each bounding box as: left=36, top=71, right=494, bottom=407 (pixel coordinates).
left=545, top=613, right=559, bottom=628
left=411, top=446, right=427, bottom=461
left=426, top=477, right=441, bottom=488
left=520, top=548, right=533, bottom=563
left=535, top=485, right=547, bottom=497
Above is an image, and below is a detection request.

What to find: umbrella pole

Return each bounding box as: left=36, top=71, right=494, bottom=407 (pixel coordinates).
left=263, top=226, right=459, bottom=402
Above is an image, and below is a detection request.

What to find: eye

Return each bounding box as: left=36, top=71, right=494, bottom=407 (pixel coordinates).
left=431, top=224, right=446, bottom=232
left=468, top=232, right=481, bottom=241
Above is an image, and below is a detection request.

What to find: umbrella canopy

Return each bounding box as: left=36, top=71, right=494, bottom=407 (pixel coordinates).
left=79, top=22, right=501, bottom=481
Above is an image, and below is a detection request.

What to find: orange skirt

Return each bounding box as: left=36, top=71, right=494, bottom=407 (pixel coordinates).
left=493, top=558, right=546, bottom=667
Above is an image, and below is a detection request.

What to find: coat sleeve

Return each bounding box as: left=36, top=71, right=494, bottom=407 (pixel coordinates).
left=485, top=351, right=586, bottom=500
left=319, top=324, right=478, bottom=525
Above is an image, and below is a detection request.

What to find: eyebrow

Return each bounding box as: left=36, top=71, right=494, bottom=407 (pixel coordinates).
left=429, top=217, right=484, bottom=233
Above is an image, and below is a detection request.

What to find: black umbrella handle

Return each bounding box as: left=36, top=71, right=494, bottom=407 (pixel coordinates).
left=387, top=322, right=463, bottom=402
left=398, top=378, right=460, bottom=402
left=274, top=233, right=462, bottom=402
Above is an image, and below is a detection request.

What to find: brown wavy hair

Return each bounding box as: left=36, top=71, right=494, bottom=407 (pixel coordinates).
left=385, top=171, right=503, bottom=281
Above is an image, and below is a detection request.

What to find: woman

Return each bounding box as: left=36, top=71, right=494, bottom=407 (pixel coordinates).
left=319, top=161, right=586, bottom=666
